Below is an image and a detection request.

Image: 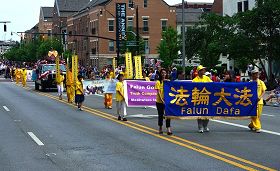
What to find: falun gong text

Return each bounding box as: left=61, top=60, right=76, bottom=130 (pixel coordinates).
left=164, top=81, right=258, bottom=119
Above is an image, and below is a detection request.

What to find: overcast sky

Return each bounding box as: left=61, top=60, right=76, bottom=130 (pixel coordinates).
left=0, top=0, right=214, bottom=41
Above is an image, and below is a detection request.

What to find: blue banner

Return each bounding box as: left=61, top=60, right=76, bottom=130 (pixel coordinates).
left=164, top=81, right=258, bottom=119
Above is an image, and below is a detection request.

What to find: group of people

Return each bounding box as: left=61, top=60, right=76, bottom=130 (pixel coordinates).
left=154, top=65, right=266, bottom=134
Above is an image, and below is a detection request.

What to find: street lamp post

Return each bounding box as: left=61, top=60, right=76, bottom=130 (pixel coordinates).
left=182, top=0, right=186, bottom=77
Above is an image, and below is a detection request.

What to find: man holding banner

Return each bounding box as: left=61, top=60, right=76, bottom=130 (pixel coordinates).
left=192, top=65, right=213, bottom=133
left=248, top=69, right=266, bottom=133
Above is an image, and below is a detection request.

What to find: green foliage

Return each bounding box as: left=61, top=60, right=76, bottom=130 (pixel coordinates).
left=157, top=27, right=180, bottom=68
left=4, top=38, right=64, bottom=62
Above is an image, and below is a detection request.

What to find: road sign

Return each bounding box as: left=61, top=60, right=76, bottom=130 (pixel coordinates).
left=126, top=41, right=138, bottom=47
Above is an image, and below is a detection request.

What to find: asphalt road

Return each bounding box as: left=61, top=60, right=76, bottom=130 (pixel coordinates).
left=0, top=80, right=279, bottom=171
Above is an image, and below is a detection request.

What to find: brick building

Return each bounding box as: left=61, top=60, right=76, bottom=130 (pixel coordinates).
left=38, top=7, right=54, bottom=39
left=67, top=0, right=176, bottom=68
left=52, top=0, right=90, bottom=35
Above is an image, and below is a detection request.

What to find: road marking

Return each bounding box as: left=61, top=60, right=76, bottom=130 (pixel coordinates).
left=3, top=106, right=10, bottom=112
left=27, top=132, right=44, bottom=146
left=35, top=92, right=276, bottom=171
left=127, top=114, right=158, bottom=118
left=212, top=120, right=280, bottom=136
left=262, top=114, right=275, bottom=117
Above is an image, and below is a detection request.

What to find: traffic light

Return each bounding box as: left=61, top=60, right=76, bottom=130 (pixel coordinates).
left=4, top=24, right=7, bottom=32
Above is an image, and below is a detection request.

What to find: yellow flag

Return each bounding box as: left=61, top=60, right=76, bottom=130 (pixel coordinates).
left=125, top=52, right=133, bottom=79
left=72, top=55, right=78, bottom=85
left=112, top=57, right=117, bottom=78
left=55, top=55, right=60, bottom=83
left=134, top=56, right=142, bottom=79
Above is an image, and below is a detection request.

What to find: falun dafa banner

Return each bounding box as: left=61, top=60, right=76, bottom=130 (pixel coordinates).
left=164, top=81, right=258, bottom=119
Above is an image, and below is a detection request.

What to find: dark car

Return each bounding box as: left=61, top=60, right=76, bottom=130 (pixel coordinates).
left=35, top=64, right=66, bottom=91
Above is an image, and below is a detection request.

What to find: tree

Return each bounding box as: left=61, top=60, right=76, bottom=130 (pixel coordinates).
left=157, top=27, right=180, bottom=68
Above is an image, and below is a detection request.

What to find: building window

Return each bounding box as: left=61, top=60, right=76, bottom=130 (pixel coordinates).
left=237, top=2, right=242, bottom=12
left=92, top=48, right=96, bottom=55
left=244, top=0, right=249, bottom=11
left=143, top=38, right=149, bottom=54
left=143, top=18, right=149, bottom=32
left=109, top=41, right=114, bottom=52
left=144, top=0, right=148, bottom=8
left=128, top=0, right=133, bottom=8
left=108, top=20, right=114, bottom=32
left=127, top=17, right=134, bottom=30
left=161, top=20, right=167, bottom=32
left=47, top=30, right=52, bottom=36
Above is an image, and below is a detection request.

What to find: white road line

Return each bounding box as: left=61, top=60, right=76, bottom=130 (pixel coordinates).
left=262, top=114, right=275, bottom=117
left=27, top=132, right=44, bottom=146
left=3, top=106, right=10, bottom=112
left=212, top=120, right=280, bottom=136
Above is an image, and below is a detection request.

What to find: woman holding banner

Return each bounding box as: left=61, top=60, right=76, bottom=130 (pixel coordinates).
left=192, top=65, right=213, bottom=133
left=104, top=72, right=113, bottom=109
left=116, top=74, right=127, bottom=121
left=155, top=69, right=172, bottom=135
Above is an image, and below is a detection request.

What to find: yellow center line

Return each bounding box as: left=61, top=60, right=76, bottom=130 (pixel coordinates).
left=18, top=84, right=276, bottom=171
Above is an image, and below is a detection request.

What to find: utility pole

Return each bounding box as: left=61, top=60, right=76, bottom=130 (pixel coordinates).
left=182, top=0, right=186, bottom=77
left=136, top=4, right=139, bottom=55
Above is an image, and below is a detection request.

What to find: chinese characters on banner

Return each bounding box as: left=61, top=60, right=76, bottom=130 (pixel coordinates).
left=124, top=80, right=157, bottom=107
left=72, top=55, right=78, bottom=85
left=125, top=52, right=133, bottom=79
left=134, top=56, right=143, bottom=79
left=164, top=81, right=258, bottom=119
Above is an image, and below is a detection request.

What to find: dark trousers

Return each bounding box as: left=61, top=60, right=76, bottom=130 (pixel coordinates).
left=156, top=102, right=171, bottom=128
left=197, top=119, right=209, bottom=129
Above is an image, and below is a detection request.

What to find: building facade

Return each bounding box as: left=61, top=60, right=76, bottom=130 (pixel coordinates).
left=38, top=7, right=54, bottom=39
left=223, top=0, right=256, bottom=16
left=67, top=0, right=176, bottom=68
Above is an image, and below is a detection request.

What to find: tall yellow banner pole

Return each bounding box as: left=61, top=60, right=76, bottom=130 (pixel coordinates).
left=125, top=52, right=134, bottom=79
left=134, top=55, right=142, bottom=79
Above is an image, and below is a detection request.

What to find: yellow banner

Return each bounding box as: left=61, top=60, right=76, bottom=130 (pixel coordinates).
left=134, top=56, right=142, bottom=79
left=55, top=55, right=60, bottom=83
left=125, top=52, right=133, bottom=79
left=72, top=55, right=78, bottom=85
left=112, top=57, right=117, bottom=78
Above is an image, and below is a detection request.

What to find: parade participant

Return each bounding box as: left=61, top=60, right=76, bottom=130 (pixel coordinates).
left=15, top=67, right=22, bottom=85
left=21, top=68, right=27, bottom=87
left=143, top=71, right=150, bottom=81
left=116, top=74, right=127, bottom=121
left=192, top=65, right=212, bottom=133
left=104, top=72, right=113, bottom=109
left=11, top=66, right=16, bottom=82
left=155, top=69, right=172, bottom=135
left=176, top=70, right=185, bottom=80
left=75, top=75, right=85, bottom=111
left=66, top=68, right=75, bottom=103
left=248, top=69, right=266, bottom=133
left=57, top=71, right=65, bottom=100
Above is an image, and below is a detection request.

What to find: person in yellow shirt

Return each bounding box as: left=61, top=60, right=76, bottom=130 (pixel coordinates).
left=57, top=72, right=65, bottom=100
left=248, top=69, right=266, bottom=133
left=104, top=72, right=113, bottom=109
left=155, top=69, right=172, bottom=135
left=66, top=68, right=75, bottom=103
left=116, top=74, right=127, bottom=121
left=192, top=65, right=213, bottom=133
left=75, top=75, right=85, bottom=111
left=143, top=71, right=150, bottom=81
left=21, top=68, right=27, bottom=87
left=15, top=67, right=22, bottom=84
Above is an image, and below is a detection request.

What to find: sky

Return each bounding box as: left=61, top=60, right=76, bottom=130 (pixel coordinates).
left=0, top=0, right=214, bottom=41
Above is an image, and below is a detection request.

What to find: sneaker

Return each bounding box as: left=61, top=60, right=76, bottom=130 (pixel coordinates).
left=248, top=125, right=254, bottom=131
left=108, top=106, right=112, bottom=109
left=118, top=116, right=121, bottom=120
left=204, top=127, right=210, bottom=132
left=255, top=129, right=261, bottom=133
left=167, top=132, right=173, bottom=135
left=122, top=118, right=127, bottom=121
left=198, top=129, right=204, bottom=133
left=79, top=108, right=83, bottom=111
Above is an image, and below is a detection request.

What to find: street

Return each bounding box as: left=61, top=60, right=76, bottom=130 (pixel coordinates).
left=0, top=80, right=279, bottom=171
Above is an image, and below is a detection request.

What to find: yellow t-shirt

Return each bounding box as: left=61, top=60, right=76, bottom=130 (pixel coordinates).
left=192, top=75, right=213, bottom=83
left=76, top=81, right=84, bottom=95
left=145, top=77, right=150, bottom=81
left=22, top=70, right=27, bottom=78
left=116, top=81, right=124, bottom=101
left=155, top=80, right=164, bottom=103
left=256, top=79, right=267, bottom=105
left=57, top=75, right=64, bottom=85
